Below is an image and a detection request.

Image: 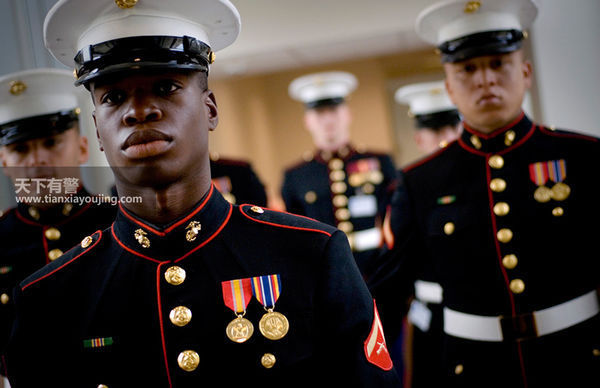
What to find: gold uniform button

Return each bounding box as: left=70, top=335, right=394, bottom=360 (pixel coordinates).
left=331, top=181, right=347, bottom=194
left=177, top=350, right=200, bottom=372
left=493, top=202, right=510, bottom=216
left=164, top=266, right=186, bottom=286
left=502, top=254, right=518, bottom=270
left=335, top=208, right=350, bottom=221
left=1, top=293, right=9, bottom=305
left=261, top=353, right=277, bottom=369
left=48, top=249, right=63, bottom=261
left=28, top=207, right=40, bottom=220
left=328, top=158, right=344, bottom=170
left=332, top=194, right=348, bottom=208
left=592, top=349, right=600, bottom=357
left=454, top=364, right=464, bottom=375
left=304, top=191, right=317, bottom=204
left=443, top=222, right=455, bottom=235
left=250, top=206, right=264, bottom=214
left=97, top=385, right=109, bottom=388
left=489, top=155, right=504, bottom=169
left=510, top=279, right=525, bottom=294
left=489, top=178, right=507, bottom=192
left=496, top=228, right=513, bottom=243
left=81, top=235, right=93, bottom=248
left=329, top=169, right=345, bottom=181
left=362, top=182, right=375, bottom=194
left=552, top=207, right=564, bottom=217
left=338, top=221, right=354, bottom=233
left=44, top=227, right=61, bottom=241
left=169, top=306, right=192, bottom=327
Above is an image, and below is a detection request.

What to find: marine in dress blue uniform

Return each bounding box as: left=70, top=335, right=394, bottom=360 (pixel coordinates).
left=0, top=69, right=116, bottom=380
left=5, top=1, right=400, bottom=386
left=389, top=80, right=462, bottom=387
left=210, top=153, right=267, bottom=207
left=369, top=1, right=600, bottom=387
left=282, top=72, right=397, bottom=272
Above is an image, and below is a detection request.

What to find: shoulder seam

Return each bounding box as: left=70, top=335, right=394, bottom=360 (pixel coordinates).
left=21, top=230, right=103, bottom=291
left=403, top=141, right=456, bottom=172
left=238, top=205, right=332, bottom=237
left=538, top=125, right=598, bottom=142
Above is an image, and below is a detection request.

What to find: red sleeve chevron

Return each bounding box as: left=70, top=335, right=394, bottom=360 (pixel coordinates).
left=363, top=300, right=393, bottom=370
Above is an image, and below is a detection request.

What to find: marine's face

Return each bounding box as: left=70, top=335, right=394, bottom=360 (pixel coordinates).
left=304, top=103, right=351, bottom=151
left=0, top=127, right=88, bottom=183
left=444, top=50, right=532, bottom=133
left=91, top=70, right=218, bottom=187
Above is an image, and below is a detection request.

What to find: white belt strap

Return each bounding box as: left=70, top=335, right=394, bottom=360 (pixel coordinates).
left=414, top=280, right=443, bottom=304
left=444, top=290, right=600, bottom=342
left=349, top=227, right=381, bottom=252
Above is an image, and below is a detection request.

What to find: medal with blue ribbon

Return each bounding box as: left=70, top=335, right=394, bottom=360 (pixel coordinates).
left=221, top=278, right=254, bottom=343
left=547, top=159, right=570, bottom=201
left=251, top=274, right=289, bottom=340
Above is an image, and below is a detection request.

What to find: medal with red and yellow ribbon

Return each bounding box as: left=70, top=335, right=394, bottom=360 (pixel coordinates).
left=251, top=274, right=289, bottom=340
left=221, top=278, right=254, bottom=343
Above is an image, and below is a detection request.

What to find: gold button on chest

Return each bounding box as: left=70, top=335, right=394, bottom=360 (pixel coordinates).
left=332, top=194, right=348, bottom=207
left=502, top=254, right=518, bottom=269
left=169, top=306, right=192, bottom=327
left=1, top=293, right=9, bottom=305
left=164, top=266, right=186, bottom=286
left=261, top=353, right=276, bottom=369
left=331, top=181, right=347, bottom=194
left=496, top=228, right=513, bottom=243
left=48, top=249, right=63, bottom=261
left=177, top=350, right=200, bottom=372
left=443, top=222, right=455, bottom=235
left=304, top=191, right=317, bottom=204
left=489, top=178, right=506, bottom=192
left=510, top=279, right=525, bottom=294
left=44, top=227, right=61, bottom=241
left=329, top=169, right=346, bottom=181
left=493, top=202, right=510, bottom=216
left=328, top=158, right=343, bottom=170
left=488, top=155, right=504, bottom=169
left=454, top=364, right=464, bottom=375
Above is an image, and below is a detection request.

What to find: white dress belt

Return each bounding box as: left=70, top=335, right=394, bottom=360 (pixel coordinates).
left=444, top=290, right=600, bottom=342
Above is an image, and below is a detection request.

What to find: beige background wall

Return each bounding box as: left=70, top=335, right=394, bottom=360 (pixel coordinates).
left=209, top=48, right=444, bottom=207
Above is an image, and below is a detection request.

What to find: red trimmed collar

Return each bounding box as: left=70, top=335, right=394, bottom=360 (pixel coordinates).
left=112, top=184, right=232, bottom=261
left=459, top=112, right=535, bottom=154
left=314, top=144, right=356, bottom=164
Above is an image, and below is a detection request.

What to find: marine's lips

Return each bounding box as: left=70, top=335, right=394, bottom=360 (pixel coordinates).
left=121, top=129, right=173, bottom=159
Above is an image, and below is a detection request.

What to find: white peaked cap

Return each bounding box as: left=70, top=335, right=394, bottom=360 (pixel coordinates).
left=395, top=81, right=456, bottom=115
left=289, top=71, right=358, bottom=104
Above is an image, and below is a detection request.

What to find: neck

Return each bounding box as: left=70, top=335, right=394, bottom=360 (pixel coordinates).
left=116, top=169, right=212, bottom=225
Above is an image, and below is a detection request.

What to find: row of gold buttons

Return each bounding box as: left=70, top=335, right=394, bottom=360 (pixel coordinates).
left=489, top=155, right=525, bottom=295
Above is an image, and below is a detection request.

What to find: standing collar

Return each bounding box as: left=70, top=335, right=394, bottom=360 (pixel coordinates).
left=459, top=112, right=535, bottom=154
left=112, top=184, right=232, bottom=262
left=15, top=186, right=94, bottom=226
left=314, top=143, right=356, bottom=163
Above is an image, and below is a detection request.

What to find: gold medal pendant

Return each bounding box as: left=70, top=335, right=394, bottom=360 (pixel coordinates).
left=259, top=309, right=289, bottom=340
left=550, top=182, right=571, bottom=201
left=533, top=186, right=552, bottom=203
left=226, top=315, right=254, bottom=343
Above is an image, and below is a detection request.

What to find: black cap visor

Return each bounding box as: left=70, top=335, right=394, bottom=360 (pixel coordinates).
left=0, top=110, right=79, bottom=146
left=415, top=109, right=461, bottom=130
left=305, top=97, right=345, bottom=110
left=439, top=29, right=524, bottom=63
left=74, top=36, right=213, bottom=86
